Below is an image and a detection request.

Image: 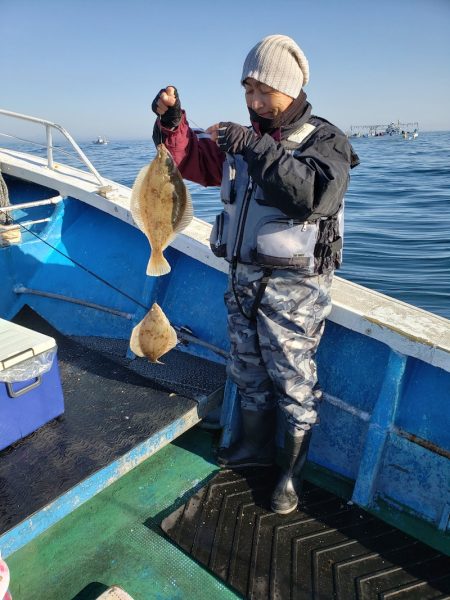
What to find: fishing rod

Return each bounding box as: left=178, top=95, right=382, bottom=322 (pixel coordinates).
left=0, top=206, right=228, bottom=360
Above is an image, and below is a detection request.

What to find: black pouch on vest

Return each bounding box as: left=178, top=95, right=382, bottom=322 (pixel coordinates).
left=314, top=217, right=342, bottom=272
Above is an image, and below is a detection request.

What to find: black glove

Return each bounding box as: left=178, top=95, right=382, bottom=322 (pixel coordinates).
left=217, top=122, right=257, bottom=154
left=151, top=87, right=182, bottom=129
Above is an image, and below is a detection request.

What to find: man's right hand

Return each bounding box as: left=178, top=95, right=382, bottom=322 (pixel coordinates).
left=151, top=86, right=182, bottom=128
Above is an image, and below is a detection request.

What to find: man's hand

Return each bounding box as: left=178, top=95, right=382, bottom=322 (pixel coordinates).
left=205, top=123, right=220, bottom=143
left=207, top=122, right=257, bottom=154
left=151, top=86, right=182, bottom=128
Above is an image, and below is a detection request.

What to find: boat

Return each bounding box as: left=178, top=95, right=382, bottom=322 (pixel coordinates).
left=402, top=129, right=419, bottom=140
left=93, top=136, right=108, bottom=145
left=349, top=122, right=420, bottom=138
left=0, top=108, right=449, bottom=599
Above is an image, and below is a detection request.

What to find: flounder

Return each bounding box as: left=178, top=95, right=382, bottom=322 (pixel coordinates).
left=95, top=586, right=135, bottom=600
left=129, top=302, right=177, bottom=363
left=130, top=144, right=193, bottom=276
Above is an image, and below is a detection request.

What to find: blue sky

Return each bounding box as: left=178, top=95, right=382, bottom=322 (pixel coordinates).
left=1, top=0, right=449, bottom=139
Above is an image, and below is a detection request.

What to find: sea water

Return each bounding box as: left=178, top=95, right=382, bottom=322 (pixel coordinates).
left=3, top=131, right=450, bottom=319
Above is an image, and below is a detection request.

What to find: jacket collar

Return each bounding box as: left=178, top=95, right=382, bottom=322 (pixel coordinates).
left=250, top=91, right=312, bottom=142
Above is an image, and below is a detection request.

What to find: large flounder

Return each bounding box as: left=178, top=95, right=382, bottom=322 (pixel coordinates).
left=130, top=144, right=193, bottom=276
left=129, top=302, right=177, bottom=363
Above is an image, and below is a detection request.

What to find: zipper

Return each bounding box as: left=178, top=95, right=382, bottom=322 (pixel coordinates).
left=232, top=178, right=254, bottom=261
left=229, top=157, right=237, bottom=204
left=215, top=213, right=224, bottom=248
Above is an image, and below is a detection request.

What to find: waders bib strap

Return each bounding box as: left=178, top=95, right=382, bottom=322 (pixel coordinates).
left=231, top=261, right=273, bottom=321
left=249, top=268, right=273, bottom=321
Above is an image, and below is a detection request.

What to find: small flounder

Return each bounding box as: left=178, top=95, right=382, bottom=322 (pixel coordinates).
left=129, top=303, right=177, bottom=363
left=130, top=144, right=193, bottom=276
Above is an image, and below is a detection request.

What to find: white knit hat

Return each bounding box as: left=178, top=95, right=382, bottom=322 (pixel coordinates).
left=241, top=34, right=309, bottom=98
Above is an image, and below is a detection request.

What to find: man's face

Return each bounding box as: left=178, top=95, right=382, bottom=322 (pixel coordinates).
left=243, top=77, right=294, bottom=119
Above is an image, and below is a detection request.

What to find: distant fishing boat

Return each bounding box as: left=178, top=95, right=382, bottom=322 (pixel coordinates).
left=349, top=121, right=420, bottom=138
left=402, top=128, right=419, bottom=140
left=93, top=135, right=108, bottom=145
left=0, top=108, right=449, bottom=599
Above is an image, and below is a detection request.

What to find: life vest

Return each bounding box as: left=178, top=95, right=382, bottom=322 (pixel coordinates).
left=209, top=123, right=344, bottom=274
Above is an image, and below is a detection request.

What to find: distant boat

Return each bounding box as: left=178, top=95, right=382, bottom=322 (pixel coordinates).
left=93, top=136, right=108, bottom=145
left=349, top=121, right=419, bottom=138
left=402, top=129, right=419, bottom=140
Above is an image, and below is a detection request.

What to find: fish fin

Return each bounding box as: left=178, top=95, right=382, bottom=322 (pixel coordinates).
left=173, top=186, right=194, bottom=234
left=130, top=164, right=149, bottom=231
left=147, top=250, right=171, bottom=276
left=129, top=322, right=145, bottom=357
left=155, top=326, right=178, bottom=362
left=170, top=325, right=178, bottom=348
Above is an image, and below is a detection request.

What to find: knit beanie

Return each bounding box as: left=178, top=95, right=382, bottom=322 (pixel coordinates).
left=241, top=34, right=309, bottom=98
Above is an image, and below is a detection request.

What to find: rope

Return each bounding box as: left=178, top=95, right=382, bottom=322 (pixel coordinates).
left=0, top=167, right=12, bottom=225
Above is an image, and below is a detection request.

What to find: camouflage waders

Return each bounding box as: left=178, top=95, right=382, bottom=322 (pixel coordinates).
left=225, top=262, right=333, bottom=435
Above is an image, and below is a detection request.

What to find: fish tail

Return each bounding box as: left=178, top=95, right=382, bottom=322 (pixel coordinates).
left=147, top=250, right=171, bottom=276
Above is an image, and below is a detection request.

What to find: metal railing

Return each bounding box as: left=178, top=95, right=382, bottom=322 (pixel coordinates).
left=0, top=109, right=105, bottom=186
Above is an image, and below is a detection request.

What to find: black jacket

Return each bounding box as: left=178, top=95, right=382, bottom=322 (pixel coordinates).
left=244, top=105, right=359, bottom=221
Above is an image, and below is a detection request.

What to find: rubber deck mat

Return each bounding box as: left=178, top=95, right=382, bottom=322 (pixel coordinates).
left=161, top=468, right=450, bottom=600
left=0, top=306, right=202, bottom=536
left=70, top=335, right=227, bottom=400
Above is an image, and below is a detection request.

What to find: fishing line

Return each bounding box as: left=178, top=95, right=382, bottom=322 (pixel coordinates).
left=0, top=207, right=228, bottom=358
left=154, top=90, right=206, bottom=138
left=157, top=115, right=163, bottom=146
left=1, top=108, right=223, bottom=356
left=186, top=116, right=204, bottom=130
left=0, top=207, right=149, bottom=311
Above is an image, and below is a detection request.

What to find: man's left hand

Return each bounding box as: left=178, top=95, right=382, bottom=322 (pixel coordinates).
left=207, top=122, right=257, bottom=154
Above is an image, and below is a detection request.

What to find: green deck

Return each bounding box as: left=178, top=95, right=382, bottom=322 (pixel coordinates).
left=7, top=428, right=239, bottom=600
left=6, top=425, right=449, bottom=600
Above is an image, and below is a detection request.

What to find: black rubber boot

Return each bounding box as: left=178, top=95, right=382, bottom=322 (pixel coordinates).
left=270, top=430, right=311, bottom=514
left=217, top=408, right=275, bottom=468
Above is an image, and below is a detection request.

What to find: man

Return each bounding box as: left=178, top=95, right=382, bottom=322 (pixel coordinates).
left=152, top=34, right=359, bottom=514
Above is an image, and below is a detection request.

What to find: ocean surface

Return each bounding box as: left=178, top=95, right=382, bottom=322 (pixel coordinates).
left=3, top=131, right=450, bottom=319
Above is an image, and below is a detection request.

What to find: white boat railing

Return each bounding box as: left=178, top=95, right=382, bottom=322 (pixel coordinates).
left=0, top=109, right=105, bottom=186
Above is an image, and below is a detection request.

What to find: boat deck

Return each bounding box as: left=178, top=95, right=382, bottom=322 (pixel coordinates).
left=6, top=428, right=236, bottom=600
left=163, top=468, right=450, bottom=599
left=2, top=308, right=450, bottom=599
left=0, top=306, right=225, bottom=552
left=6, top=427, right=450, bottom=600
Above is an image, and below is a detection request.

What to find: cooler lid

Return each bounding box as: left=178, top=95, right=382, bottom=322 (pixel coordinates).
left=0, top=318, right=56, bottom=372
